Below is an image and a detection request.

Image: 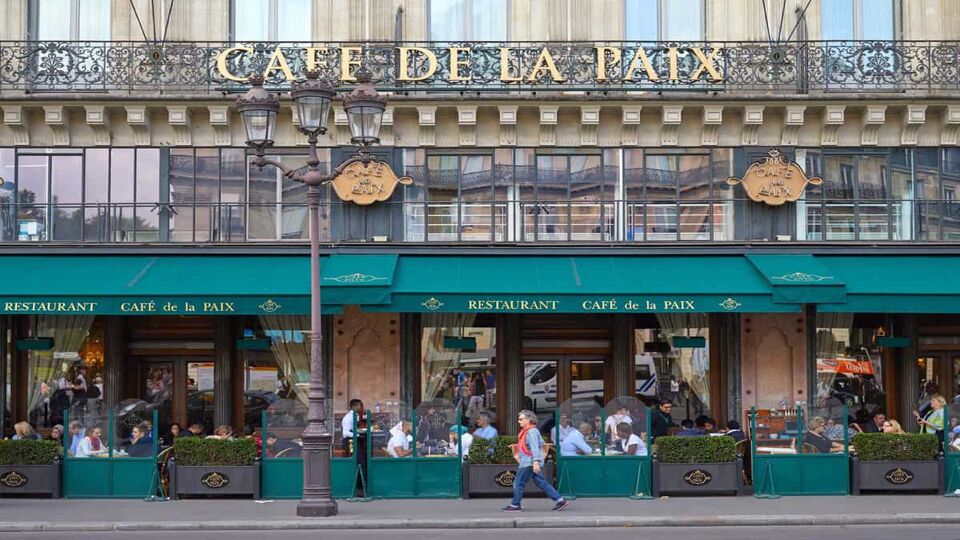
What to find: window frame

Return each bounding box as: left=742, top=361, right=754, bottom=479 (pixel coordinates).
left=623, top=0, right=706, bottom=42
left=426, top=0, right=510, bottom=41
left=30, top=0, right=112, bottom=41
left=231, top=0, right=313, bottom=42
left=820, top=0, right=899, bottom=41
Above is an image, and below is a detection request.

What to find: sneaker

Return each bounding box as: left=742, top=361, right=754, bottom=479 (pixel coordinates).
left=501, top=505, right=522, bottom=512
left=552, top=499, right=570, bottom=511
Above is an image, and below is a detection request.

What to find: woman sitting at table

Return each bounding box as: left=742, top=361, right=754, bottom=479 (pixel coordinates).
left=802, top=416, right=843, bottom=453
left=75, top=425, right=106, bottom=458
left=386, top=421, right=413, bottom=458
left=614, top=422, right=648, bottom=456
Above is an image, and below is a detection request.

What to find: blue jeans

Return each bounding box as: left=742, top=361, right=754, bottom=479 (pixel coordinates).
left=511, top=466, right=562, bottom=507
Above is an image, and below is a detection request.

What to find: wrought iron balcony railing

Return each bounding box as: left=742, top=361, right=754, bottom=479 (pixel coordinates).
left=2, top=199, right=959, bottom=244
left=0, top=40, right=958, bottom=93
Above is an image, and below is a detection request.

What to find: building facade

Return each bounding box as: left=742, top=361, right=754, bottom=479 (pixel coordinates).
left=1, top=0, right=959, bottom=443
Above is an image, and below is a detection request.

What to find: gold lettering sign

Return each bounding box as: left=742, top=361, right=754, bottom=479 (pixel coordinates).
left=726, top=149, right=822, bottom=206
left=330, top=161, right=413, bottom=205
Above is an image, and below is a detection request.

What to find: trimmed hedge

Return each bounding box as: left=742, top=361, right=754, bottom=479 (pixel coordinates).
left=852, top=433, right=938, bottom=461
left=0, top=439, right=62, bottom=465
left=173, top=437, right=257, bottom=466
left=467, top=436, right=517, bottom=465
left=656, top=436, right=736, bottom=464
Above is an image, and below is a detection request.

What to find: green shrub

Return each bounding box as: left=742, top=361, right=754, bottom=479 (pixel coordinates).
left=656, top=436, right=736, bottom=464
left=0, top=439, right=62, bottom=465
left=467, top=436, right=517, bottom=465
left=173, top=437, right=256, bottom=466
left=852, top=433, right=938, bottom=461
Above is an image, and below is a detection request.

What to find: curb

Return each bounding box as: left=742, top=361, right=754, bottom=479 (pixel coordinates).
left=6, top=513, right=960, bottom=532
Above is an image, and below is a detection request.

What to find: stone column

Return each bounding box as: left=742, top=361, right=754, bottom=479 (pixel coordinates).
left=399, top=313, right=421, bottom=406
left=103, top=316, right=125, bottom=409
left=497, top=314, right=523, bottom=436
left=213, top=317, right=234, bottom=428
left=900, top=315, right=920, bottom=432
left=610, top=315, right=634, bottom=399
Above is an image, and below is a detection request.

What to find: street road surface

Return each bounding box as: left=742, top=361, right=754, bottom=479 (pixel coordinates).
left=4, top=526, right=960, bottom=540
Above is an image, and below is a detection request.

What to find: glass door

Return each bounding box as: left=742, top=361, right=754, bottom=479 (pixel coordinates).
left=139, top=358, right=215, bottom=442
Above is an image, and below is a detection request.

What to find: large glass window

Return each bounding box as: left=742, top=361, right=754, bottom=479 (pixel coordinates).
left=821, top=0, right=895, bottom=40
left=34, top=0, right=111, bottom=41
left=625, top=0, right=703, bottom=41
left=635, top=314, right=711, bottom=422
left=814, top=313, right=887, bottom=428
left=428, top=0, right=508, bottom=41
left=233, top=0, right=312, bottom=41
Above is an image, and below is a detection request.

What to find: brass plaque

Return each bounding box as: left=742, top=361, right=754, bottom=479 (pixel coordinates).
left=884, top=468, right=914, bottom=485
left=683, top=469, right=713, bottom=486
left=330, top=160, right=413, bottom=206
left=494, top=470, right=517, bottom=487
left=0, top=470, right=27, bottom=488
left=727, top=149, right=822, bottom=206
left=200, top=471, right=230, bottom=489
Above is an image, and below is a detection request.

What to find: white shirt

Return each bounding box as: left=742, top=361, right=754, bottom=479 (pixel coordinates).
left=621, top=434, right=647, bottom=456
left=386, top=431, right=409, bottom=457
left=605, top=413, right=632, bottom=435
left=75, top=436, right=104, bottom=458
left=341, top=411, right=356, bottom=441
left=557, top=423, right=576, bottom=442
left=670, top=380, right=680, bottom=392
left=448, top=433, right=473, bottom=461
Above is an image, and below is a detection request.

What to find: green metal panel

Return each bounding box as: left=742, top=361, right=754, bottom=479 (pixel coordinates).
left=64, top=457, right=112, bottom=498
left=556, top=457, right=651, bottom=497
left=945, top=453, right=960, bottom=494
left=367, top=458, right=418, bottom=498
left=752, top=454, right=849, bottom=496
left=331, top=457, right=356, bottom=499
left=110, top=458, right=158, bottom=498
left=261, top=458, right=303, bottom=499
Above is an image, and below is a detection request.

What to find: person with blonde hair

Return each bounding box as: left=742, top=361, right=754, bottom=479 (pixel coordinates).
left=803, top=416, right=843, bottom=453
left=916, top=394, right=946, bottom=435
left=12, top=421, right=40, bottom=440
left=882, top=419, right=906, bottom=435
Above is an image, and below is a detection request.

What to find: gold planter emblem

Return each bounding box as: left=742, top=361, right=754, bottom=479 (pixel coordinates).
left=200, top=472, right=230, bottom=489
left=885, top=468, right=914, bottom=485
left=330, top=161, right=413, bottom=205
left=727, top=149, right=822, bottom=206
left=0, top=470, right=28, bottom=488
left=494, top=470, right=517, bottom=487
left=683, top=469, right=713, bottom=486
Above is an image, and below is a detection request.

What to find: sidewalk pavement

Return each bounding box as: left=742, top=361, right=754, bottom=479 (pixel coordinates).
left=3, top=496, right=960, bottom=532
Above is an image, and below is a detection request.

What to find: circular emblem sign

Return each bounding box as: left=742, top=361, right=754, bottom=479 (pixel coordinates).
left=683, top=469, right=713, bottom=486
left=494, top=470, right=517, bottom=488
left=200, top=472, right=230, bottom=489
left=0, top=470, right=28, bottom=488
left=885, top=468, right=914, bottom=485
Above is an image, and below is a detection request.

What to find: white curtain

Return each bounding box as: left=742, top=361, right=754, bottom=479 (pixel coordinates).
left=259, top=315, right=311, bottom=408
left=26, top=315, right=95, bottom=424
left=421, top=313, right=478, bottom=401
left=656, top=313, right=710, bottom=412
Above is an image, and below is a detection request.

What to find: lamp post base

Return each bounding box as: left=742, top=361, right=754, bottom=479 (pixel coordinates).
left=296, top=499, right=339, bottom=517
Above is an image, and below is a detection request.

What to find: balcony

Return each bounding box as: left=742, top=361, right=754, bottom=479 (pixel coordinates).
left=3, top=199, right=959, bottom=245
left=0, top=41, right=958, bottom=95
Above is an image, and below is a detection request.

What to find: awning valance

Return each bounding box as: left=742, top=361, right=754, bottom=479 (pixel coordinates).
left=746, top=254, right=846, bottom=304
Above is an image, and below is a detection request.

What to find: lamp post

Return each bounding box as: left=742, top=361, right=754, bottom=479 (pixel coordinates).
left=235, top=68, right=386, bottom=517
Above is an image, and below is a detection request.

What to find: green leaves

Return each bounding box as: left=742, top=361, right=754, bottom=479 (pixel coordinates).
left=0, top=439, right=62, bottom=465
left=852, top=433, right=938, bottom=461
left=466, top=436, right=518, bottom=465
left=655, top=436, right=736, bottom=464
left=172, top=437, right=257, bottom=466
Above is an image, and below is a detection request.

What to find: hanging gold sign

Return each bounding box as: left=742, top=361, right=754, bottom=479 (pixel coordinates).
left=726, top=149, right=822, bottom=206
left=330, top=160, right=413, bottom=205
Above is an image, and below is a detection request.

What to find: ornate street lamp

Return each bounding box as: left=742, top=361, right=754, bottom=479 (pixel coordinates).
left=235, top=68, right=385, bottom=518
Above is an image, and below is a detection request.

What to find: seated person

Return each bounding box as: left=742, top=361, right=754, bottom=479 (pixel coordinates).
left=614, top=422, right=647, bottom=456
left=704, top=418, right=718, bottom=434
left=677, top=419, right=706, bottom=437
left=127, top=423, right=154, bottom=457
left=803, top=416, right=844, bottom=453
left=556, top=413, right=576, bottom=443
left=265, top=432, right=302, bottom=458
left=473, top=412, right=498, bottom=440
left=560, top=422, right=595, bottom=456
left=605, top=406, right=632, bottom=440
left=183, top=424, right=204, bottom=437
left=12, top=421, right=41, bottom=440
left=724, top=420, right=746, bottom=442
left=448, top=425, right=473, bottom=460
left=75, top=425, right=106, bottom=458
left=386, top=421, right=413, bottom=458
left=206, top=425, right=234, bottom=440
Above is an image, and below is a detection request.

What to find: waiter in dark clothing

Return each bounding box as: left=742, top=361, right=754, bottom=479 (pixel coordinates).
left=650, top=399, right=675, bottom=441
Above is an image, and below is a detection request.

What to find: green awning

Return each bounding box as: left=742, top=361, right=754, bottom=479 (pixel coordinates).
left=746, top=254, right=846, bottom=304
left=365, top=256, right=796, bottom=313
left=0, top=256, right=326, bottom=315
left=817, top=256, right=960, bottom=313
left=320, top=254, right=397, bottom=306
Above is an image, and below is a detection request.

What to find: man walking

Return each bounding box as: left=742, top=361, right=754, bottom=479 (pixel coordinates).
left=502, top=410, right=569, bottom=512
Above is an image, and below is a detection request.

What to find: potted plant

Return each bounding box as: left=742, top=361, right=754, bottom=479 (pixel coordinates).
left=652, top=436, right=743, bottom=496
left=463, top=436, right=554, bottom=498
left=169, top=438, right=260, bottom=499
left=0, top=439, right=62, bottom=498
left=851, top=433, right=941, bottom=494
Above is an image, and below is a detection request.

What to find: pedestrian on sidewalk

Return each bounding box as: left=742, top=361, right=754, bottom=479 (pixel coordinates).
left=502, top=409, right=569, bottom=513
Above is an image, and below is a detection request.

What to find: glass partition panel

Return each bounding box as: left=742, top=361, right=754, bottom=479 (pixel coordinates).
left=115, top=408, right=157, bottom=458
left=751, top=407, right=801, bottom=457
left=605, top=396, right=649, bottom=456
left=804, top=405, right=850, bottom=455
left=65, top=405, right=109, bottom=458
left=370, top=401, right=412, bottom=459
left=415, top=398, right=458, bottom=458
left=557, top=398, right=601, bottom=456
left=947, top=403, right=960, bottom=455
left=264, top=402, right=306, bottom=459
